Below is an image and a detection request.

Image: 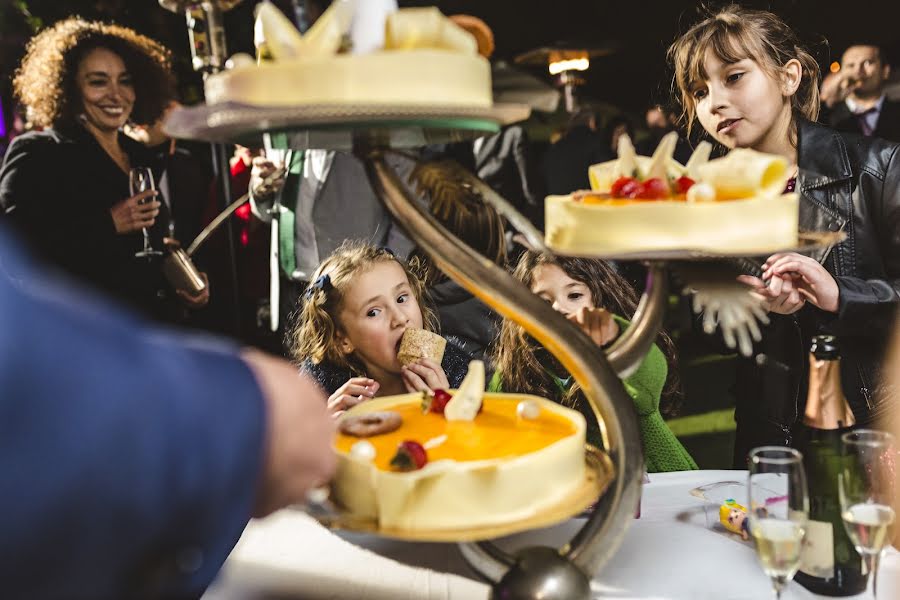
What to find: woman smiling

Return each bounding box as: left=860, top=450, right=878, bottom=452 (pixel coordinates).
left=0, top=18, right=208, bottom=321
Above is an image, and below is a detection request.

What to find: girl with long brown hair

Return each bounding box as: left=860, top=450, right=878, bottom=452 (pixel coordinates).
left=489, top=251, right=696, bottom=473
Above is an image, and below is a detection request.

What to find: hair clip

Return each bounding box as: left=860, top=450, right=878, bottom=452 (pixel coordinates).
left=304, top=273, right=332, bottom=300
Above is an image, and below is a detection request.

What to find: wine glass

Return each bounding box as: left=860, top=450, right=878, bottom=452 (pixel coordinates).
left=129, top=167, right=163, bottom=258
left=839, top=430, right=896, bottom=599
left=748, top=446, right=809, bottom=599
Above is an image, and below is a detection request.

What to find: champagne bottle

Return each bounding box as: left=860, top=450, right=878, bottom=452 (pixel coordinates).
left=794, top=335, right=867, bottom=595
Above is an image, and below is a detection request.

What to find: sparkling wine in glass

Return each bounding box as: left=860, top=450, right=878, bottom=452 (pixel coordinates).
left=129, top=167, right=162, bottom=258
left=839, top=429, right=896, bottom=599
left=748, top=446, right=809, bottom=599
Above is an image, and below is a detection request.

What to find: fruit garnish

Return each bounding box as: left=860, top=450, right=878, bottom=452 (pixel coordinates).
left=674, top=176, right=696, bottom=194
left=390, top=440, right=428, bottom=471
left=421, top=388, right=453, bottom=414
left=610, top=176, right=639, bottom=198
left=634, top=177, right=670, bottom=200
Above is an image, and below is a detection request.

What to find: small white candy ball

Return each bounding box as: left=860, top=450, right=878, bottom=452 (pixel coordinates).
left=686, top=182, right=716, bottom=203
left=517, top=400, right=541, bottom=420
left=350, top=440, right=376, bottom=461
left=225, top=53, right=255, bottom=70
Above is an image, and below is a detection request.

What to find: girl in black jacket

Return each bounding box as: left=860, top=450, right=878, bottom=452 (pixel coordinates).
left=669, top=5, right=900, bottom=465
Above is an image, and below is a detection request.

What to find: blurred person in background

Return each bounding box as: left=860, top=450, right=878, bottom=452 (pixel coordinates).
left=821, top=44, right=900, bottom=142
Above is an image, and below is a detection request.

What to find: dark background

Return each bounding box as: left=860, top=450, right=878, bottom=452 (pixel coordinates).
left=2, top=0, right=899, bottom=133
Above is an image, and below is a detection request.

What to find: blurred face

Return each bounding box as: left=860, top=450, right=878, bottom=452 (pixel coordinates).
left=337, top=261, right=424, bottom=377
left=530, top=264, right=594, bottom=316
left=841, top=45, right=889, bottom=98
left=76, top=47, right=134, bottom=134
left=691, top=51, right=798, bottom=153
left=646, top=107, right=669, bottom=130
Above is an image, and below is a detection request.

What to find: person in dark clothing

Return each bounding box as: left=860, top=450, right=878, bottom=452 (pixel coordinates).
left=670, top=6, right=899, bottom=467
left=0, top=18, right=208, bottom=323
left=820, top=44, right=900, bottom=143
left=635, top=103, right=694, bottom=165
left=541, top=108, right=613, bottom=195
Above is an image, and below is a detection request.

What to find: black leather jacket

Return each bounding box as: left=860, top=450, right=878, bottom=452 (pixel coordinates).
left=732, top=118, right=900, bottom=465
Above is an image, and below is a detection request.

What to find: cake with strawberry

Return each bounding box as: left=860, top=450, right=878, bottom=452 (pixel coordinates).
left=331, top=361, right=587, bottom=531
left=544, top=132, right=799, bottom=256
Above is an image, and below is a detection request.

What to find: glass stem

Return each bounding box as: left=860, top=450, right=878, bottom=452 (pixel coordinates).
left=870, top=552, right=880, bottom=599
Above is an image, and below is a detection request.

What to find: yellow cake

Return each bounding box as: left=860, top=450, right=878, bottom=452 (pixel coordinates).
left=545, top=134, right=799, bottom=256
left=332, top=392, right=586, bottom=530
left=205, top=5, right=491, bottom=109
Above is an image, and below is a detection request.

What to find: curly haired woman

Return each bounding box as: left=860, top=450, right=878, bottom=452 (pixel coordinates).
left=0, top=17, right=208, bottom=320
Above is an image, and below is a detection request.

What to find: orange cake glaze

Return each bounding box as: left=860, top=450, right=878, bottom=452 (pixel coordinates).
left=334, top=398, right=576, bottom=470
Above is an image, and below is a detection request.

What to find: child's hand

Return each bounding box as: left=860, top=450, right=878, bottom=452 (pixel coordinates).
left=567, top=306, right=619, bottom=347
left=401, top=358, right=450, bottom=394
left=737, top=273, right=806, bottom=315
left=327, top=377, right=379, bottom=418
left=763, top=252, right=839, bottom=313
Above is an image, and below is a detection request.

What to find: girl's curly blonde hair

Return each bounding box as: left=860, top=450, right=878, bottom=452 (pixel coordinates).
left=13, top=17, right=175, bottom=129
left=288, top=241, right=438, bottom=374
left=667, top=5, right=820, bottom=143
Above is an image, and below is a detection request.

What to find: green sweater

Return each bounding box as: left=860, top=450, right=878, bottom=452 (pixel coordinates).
left=488, top=317, right=697, bottom=473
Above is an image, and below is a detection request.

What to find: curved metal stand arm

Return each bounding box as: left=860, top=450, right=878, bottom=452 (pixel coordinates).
left=606, top=262, right=668, bottom=379
left=361, top=147, right=652, bottom=587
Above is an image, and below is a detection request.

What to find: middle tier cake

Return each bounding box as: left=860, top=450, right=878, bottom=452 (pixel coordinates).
left=332, top=392, right=586, bottom=531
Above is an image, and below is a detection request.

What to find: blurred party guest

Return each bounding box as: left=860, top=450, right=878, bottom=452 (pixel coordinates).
left=0, top=226, right=336, bottom=598
left=822, top=44, right=900, bottom=142
left=541, top=108, right=612, bottom=195
left=0, top=17, right=207, bottom=322
left=635, top=103, right=693, bottom=164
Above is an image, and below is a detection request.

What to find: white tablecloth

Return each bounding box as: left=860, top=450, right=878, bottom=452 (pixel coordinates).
left=204, top=470, right=899, bottom=599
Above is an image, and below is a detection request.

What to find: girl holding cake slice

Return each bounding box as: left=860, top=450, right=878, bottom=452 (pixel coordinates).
left=290, top=241, right=470, bottom=416
left=669, top=5, right=900, bottom=465
left=489, top=251, right=697, bottom=473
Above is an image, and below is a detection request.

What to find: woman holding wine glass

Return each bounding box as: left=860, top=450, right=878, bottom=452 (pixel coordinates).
left=0, top=17, right=208, bottom=322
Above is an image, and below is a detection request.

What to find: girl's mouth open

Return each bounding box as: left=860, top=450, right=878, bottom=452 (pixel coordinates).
left=717, top=118, right=741, bottom=134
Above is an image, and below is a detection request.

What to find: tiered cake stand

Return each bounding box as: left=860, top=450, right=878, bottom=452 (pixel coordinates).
left=165, top=102, right=841, bottom=599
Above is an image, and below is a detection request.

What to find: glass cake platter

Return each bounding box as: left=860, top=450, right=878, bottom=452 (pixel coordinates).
left=305, top=445, right=614, bottom=543
left=547, top=230, right=846, bottom=261
left=163, top=101, right=531, bottom=150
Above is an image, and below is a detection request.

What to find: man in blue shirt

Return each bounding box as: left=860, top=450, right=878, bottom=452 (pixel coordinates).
left=0, top=227, right=335, bottom=598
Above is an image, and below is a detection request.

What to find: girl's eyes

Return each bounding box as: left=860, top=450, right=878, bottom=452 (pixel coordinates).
left=396, top=293, right=409, bottom=304
left=366, top=308, right=381, bottom=318
left=726, top=72, right=744, bottom=84
left=692, top=87, right=707, bottom=100
left=568, top=292, right=584, bottom=301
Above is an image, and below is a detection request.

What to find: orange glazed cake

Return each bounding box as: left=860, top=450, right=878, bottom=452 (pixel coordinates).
left=332, top=381, right=586, bottom=530
left=545, top=133, right=799, bottom=255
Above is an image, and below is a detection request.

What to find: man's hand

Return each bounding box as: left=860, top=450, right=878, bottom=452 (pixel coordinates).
left=250, top=156, right=287, bottom=200
left=242, top=350, right=337, bottom=518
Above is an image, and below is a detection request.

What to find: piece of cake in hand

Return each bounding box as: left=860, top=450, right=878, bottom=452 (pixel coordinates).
left=397, top=328, right=446, bottom=366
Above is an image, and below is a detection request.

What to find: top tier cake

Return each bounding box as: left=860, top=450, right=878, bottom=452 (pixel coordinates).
left=204, top=2, right=491, bottom=108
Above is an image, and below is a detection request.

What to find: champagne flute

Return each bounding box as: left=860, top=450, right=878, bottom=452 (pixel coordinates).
left=129, top=167, right=163, bottom=258
left=840, top=430, right=896, bottom=599
left=748, top=446, right=809, bottom=599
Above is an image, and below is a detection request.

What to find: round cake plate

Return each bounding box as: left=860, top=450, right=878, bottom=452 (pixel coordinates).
left=304, top=445, right=614, bottom=543
left=547, top=230, right=846, bottom=261
left=162, top=102, right=531, bottom=149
